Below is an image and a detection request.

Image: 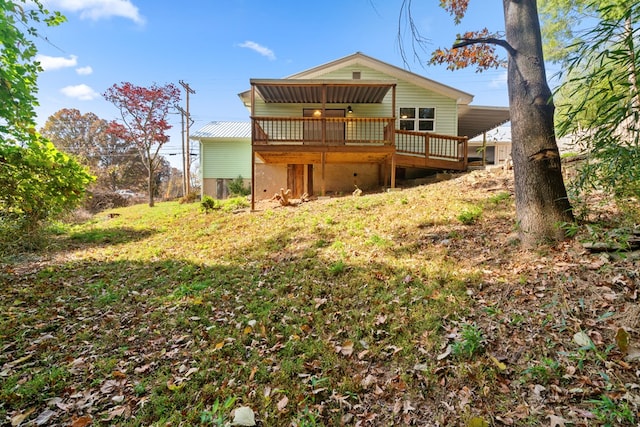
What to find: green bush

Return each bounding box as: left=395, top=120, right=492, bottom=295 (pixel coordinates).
left=201, top=195, right=220, bottom=213
left=0, top=137, right=94, bottom=251
left=228, top=176, right=250, bottom=197
left=222, top=197, right=249, bottom=212
left=457, top=206, right=483, bottom=225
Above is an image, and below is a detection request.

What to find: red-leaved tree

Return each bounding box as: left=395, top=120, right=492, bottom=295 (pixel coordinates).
left=403, top=0, right=574, bottom=247
left=104, top=82, right=180, bottom=207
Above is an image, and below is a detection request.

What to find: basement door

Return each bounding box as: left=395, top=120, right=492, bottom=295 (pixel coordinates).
left=287, top=164, right=306, bottom=198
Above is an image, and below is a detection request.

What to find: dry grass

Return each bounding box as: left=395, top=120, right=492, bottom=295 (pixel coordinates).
left=1, top=169, right=638, bottom=426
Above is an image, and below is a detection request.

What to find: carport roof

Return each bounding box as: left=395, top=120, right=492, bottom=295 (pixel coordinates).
left=458, top=105, right=510, bottom=139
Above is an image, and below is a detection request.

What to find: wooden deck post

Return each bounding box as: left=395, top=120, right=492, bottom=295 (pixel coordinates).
left=321, top=152, right=326, bottom=196
left=390, top=154, right=396, bottom=189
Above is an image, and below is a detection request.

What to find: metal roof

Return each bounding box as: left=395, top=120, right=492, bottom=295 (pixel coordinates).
left=190, top=121, right=252, bottom=139
left=250, top=79, right=395, bottom=104
left=457, top=105, right=511, bottom=139
left=239, top=52, right=474, bottom=107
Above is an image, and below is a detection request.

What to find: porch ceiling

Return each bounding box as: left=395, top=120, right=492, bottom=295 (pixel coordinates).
left=458, top=105, right=510, bottom=139
left=251, top=79, right=396, bottom=104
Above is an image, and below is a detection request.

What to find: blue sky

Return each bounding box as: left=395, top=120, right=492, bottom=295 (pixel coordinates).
left=34, top=0, right=515, bottom=168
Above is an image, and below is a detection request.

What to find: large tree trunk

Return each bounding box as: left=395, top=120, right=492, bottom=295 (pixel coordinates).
left=503, top=0, right=573, bottom=247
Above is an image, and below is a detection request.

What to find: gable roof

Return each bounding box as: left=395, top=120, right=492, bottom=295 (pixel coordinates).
left=238, top=52, right=474, bottom=107
left=290, top=52, right=474, bottom=103
left=234, top=52, right=509, bottom=139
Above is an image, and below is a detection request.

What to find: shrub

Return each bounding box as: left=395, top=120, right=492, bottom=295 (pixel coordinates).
left=83, top=191, right=131, bottom=213
left=222, top=197, right=249, bottom=212
left=0, top=138, right=94, bottom=251
left=180, top=191, right=199, bottom=204
left=201, top=195, right=220, bottom=213
left=457, top=206, right=483, bottom=225
left=228, top=176, right=250, bottom=197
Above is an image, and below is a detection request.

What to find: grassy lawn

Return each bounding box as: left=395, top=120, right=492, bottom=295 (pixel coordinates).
left=1, top=170, right=639, bottom=426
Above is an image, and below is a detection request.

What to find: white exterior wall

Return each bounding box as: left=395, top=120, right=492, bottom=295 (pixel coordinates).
left=467, top=141, right=512, bottom=165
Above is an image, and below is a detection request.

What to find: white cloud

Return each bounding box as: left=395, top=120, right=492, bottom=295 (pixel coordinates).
left=36, top=54, right=78, bottom=71
left=490, top=71, right=508, bottom=88
left=45, top=0, right=145, bottom=24
left=60, top=84, right=100, bottom=101
left=76, top=66, right=93, bottom=75
left=238, top=41, right=276, bottom=61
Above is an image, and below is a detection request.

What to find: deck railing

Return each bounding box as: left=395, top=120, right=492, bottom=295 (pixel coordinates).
left=252, top=117, right=395, bottom=146
left=252, top=117, right=468, bottom=168
left=395, top=130, right=468, bottom=162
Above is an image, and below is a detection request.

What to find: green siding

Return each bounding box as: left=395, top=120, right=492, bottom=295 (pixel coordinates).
left=395, top=80, right=458, bottom=136
left=200, top=139, right=251, bottom=179
left=253, top=64, right=458, bottom=136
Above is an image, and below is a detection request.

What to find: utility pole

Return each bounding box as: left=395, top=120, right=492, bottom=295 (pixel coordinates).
left=179, top=80, right=196, bottom=193
left=175, top=105, right=188, bottom=196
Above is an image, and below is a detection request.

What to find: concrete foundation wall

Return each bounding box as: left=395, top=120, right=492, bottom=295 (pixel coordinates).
left=313, top=164, right=381, bottom=195
left=202, top=177, right=251, bottom=199
left=254, top=164, right=288, bottom=200
left=253, top=163, right=384, bottom=200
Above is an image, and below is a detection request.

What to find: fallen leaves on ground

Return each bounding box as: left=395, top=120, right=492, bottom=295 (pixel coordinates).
left=1, top=169, right=639, bottom=426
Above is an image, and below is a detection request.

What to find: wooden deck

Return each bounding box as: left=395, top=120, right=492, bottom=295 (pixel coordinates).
left=252, top=117, right=467, bottom=171
left=395, top=130, right=468, bottom=171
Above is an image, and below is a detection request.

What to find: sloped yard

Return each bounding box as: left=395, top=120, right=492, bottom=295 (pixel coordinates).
left=1, top=169, right=638, bottom=426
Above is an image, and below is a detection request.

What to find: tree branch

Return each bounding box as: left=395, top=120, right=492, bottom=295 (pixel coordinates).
left=454, top=37, right=515, bottom=55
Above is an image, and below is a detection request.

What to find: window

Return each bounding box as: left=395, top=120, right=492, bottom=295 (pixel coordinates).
left=399, top=107, right=435, bottom=131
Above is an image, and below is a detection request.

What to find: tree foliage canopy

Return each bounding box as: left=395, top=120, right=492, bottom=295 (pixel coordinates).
left=553, top=2, right=640, bottom=203
left=41, top=108, right=146, bottom=191
left=539, top=0, right=632, bottom=63
left=103, top=82, right=180, bottom=207
left=1, top=1, right=93, bottom=250
left=0, top=0, right=65, bottom=142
